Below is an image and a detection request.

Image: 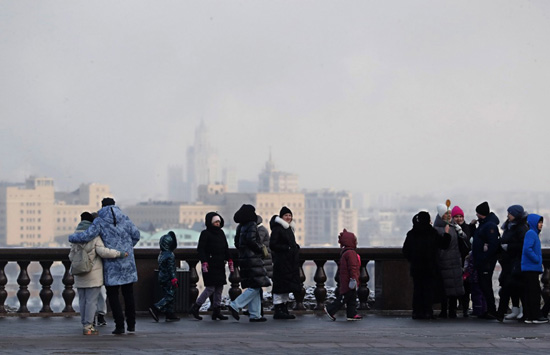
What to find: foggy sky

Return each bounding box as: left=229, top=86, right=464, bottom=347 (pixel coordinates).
left=1, top=1, right=549, bottom=203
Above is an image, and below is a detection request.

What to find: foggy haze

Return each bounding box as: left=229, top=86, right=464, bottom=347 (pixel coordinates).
left=1, top=1, right=549, bottom=203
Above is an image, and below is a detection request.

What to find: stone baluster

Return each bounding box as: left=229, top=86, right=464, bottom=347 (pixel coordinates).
left=293, top=260, right=306, bottom=310
left=187, top=259, right=200, bottom=305
left=16, top=261, right=31, bottom=313
left=0, top=261, right=7, bottom=313
left=358, top=257, right=370, bottom=310
left=333, top=258, right=340, bottom=300
left=313, top=259, right=327, bottom=310
left=61, top=260, right=75, bottom=313
left=39, top=261, right=54, bottom=313
left=228, top=262, right=242, bottom=301
left=542, top=262, right=550, bottom=305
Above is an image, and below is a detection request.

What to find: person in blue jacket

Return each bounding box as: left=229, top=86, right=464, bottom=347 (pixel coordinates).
left=69, top=197, right=141, bottom=334
left=521, top=214, right=548, bottom=324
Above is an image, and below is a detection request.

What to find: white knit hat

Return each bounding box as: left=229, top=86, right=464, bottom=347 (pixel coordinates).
left=437, top=204, right=448, bottom=218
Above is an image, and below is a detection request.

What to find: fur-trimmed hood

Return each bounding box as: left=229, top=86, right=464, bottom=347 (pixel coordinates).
left=270, top=215, right=296, bottom=232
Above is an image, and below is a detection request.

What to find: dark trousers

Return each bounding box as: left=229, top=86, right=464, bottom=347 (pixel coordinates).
left=412, top=275, right=435, bottom=318
left=154, top=282, right=175, bottom=313
left=497, top=278, right=523, bottom=316
left=460, top=281, right=471, bottom=315
left=477, top=270, right=496, bottom=314
left=326, top=289, right=357, bottom=318
left=440, top=296, right=458, bottom=315
left=522, top=271, right=542, bottom=321
left=106, top=283, right=136, bottom=330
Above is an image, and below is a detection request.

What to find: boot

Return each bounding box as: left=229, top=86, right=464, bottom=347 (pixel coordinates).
left=212, top=307, right=228, bottom=320
left=273, top=304, right=293, bottom=320
left=283, top=302, right=296, bottom=319
left=505, top=306, right=520, bottom=320
left=165, top=312, right=180, bottom=322
left=189, top=303, right=203, bottom=320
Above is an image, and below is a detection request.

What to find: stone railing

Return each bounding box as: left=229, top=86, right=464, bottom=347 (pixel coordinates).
left=1, top=247, right=550, bottom=316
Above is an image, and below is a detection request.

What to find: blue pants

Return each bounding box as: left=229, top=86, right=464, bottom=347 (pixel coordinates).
left=230, top=288, right=262, bottom=319
left=78, top=287, right=101, bottom=328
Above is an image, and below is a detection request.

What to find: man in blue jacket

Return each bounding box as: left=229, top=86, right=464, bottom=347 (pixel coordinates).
left=69, top=198, right=141, bottom=334
left=471, top=201, right=501, bottom=321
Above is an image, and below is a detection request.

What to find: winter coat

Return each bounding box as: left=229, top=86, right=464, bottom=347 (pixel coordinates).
left=337, top=231, right=360, bottom=295
left=197, top=212, right=230, bottom=287
left=69, top=220, right=121, bottom=289
left=68, top=205, right=141, bottom=286
left=158, top=232, right=177, bottom=285
left=521, top=214, right=543, bottom=273
left=269, top=215, right=302, bottom=294
left=257, top=216, right=273, bottom=279
left=472, top=212, right=500, bottom=272
left=433, top=215, right=465, bottom=297
left=499, top=217, right=528, bottom=285
left=233, top=205, right=271, bottom=289
left=403, top=213, right=451, bottom=278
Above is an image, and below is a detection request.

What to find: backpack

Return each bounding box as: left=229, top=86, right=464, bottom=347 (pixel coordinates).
left=69, top=243, right=93, bottom=275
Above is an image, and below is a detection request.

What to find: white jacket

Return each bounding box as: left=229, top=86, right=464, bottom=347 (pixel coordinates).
left=69, top=235, right=121, bottom=288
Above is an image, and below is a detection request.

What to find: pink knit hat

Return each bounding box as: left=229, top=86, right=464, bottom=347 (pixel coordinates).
left=451, top=206, right=464, bottom=218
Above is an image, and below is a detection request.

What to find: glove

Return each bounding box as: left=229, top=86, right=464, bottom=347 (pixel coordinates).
left=116, top=250, right=127, bottom=258
left=228, top=259, right=234, bottom=273
left=501, top=244, right=508, bottom=251
left=171, top=277, right=178, bottom=288
left=348, top=278, right=357, bottom=290
left=201, top=262, right=209, bottom=273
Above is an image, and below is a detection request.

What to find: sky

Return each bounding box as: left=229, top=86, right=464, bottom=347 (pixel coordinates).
left=1, top=1, right=549, bottom=203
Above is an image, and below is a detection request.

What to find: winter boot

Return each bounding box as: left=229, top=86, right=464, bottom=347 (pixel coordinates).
left=212, top=307, right=228, bottom=320
left=97, top=314, right=107, bottom=326
left=283, top=302, right=296, bottom=319
left=189, top=303, right=203, bottom=320
left=165, top=312, right=180, bottom=322
left=273, top=304, right=293, bottom=320
left=148, top=306, right=160, bottom=322
left=505, top=307, right=520, bottom=320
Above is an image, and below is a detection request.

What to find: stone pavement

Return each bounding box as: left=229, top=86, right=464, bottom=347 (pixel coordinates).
left=1, top=311, right=550, bottom=354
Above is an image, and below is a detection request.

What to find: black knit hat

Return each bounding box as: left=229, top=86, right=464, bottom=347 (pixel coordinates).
left=80, top=212, right=94, bottom=222
left=279, top=206, right=292, bottom=217
left=101, top=197, right=116, bottom=207
left=476, top=201, right=490, bottom=216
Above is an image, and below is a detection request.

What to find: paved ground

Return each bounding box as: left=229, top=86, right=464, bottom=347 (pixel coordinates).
left=1, top=311, right=550, bottom=354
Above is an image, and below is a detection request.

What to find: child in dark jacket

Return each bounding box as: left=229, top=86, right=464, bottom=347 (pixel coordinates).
left=149, top=231, right=180, bottom=322
left=324, top=229, right=362, bottom=321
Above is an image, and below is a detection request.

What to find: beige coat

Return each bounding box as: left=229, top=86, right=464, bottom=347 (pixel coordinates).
left=69, top=236, right=121, bottom=288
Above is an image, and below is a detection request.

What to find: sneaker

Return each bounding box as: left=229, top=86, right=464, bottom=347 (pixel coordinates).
left=149, top=306, right=159, bottom=322
left=324, top=306, right=336, bottom=321
left=249, top=317, right=267, bottom=322
left=347, top=315, right=363, bottom=321
left=524, top=319, right=533, bottom=324
left=228, top=304, right=240, bottom=321
left=165, top=313, right=180, bottom=322
left=83, top=327, right=99, bottom=336
left=127, top=326, right=135, bottom=333
left=97, top=314, right=107, bottom=326
left=532, top=317, right=549, bottom=324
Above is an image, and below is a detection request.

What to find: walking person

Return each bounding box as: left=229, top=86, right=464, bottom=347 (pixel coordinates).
left=229, top=204, right=271, bottom=322
left=69, top=197, right=141, bottom=334
left=69, top=212, right=127, bottom=335
left=269, top=206, right=302, bottom=320
left=149, top=231, right=180, bottom=322
left=189, top=212, right=232, bottom=321
left=521, top=214, right=548, bottom=324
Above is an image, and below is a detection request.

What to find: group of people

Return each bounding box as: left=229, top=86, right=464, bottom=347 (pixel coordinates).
left=403, top=201, right=547, bottom=324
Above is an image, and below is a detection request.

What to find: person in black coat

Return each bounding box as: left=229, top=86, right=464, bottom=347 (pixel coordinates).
left=269, top=206, right=302, bottom=320
left=228, top=204, right=271, bottom=322
left=403, top=211, right=451, bottom=319
left=190, top=212, right=232, bottom=321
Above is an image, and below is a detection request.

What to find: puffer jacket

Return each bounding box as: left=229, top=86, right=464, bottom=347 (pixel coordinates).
left=197, top=212, right=230, bottom=286
left=499, top=217, right=528, bottom=284
left=337, top=230, right=360, bottom=295
left=269, top=215, right=302, bottom=294
left=69, top=205, right=141, bottom=286
left=257, top=215, right=273, bottom=279
left=433, top=215, right=465, bottom=297
left=69, top=220, right=121, bottom=288
left=521, top=214, right=543, bottom=273
left=158, top=231, right=177, bottom=284
left=472, top=212, right=500, bottom=272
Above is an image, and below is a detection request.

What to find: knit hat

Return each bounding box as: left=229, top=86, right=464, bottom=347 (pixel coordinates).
left=507, top=205, right=525, bottom=219
left=211, top=215, right=221, bottom=224
left=416, top=211, right=431, bottom=225
left=476, top=201, right=490, bottom=216
left=451, top=206, right=464, bottom=218
left=101, top=197, right=116, bottom=207
left=436, top=204, right=448, bottom=218
left=80, top=212, right=94, bottom=222
left=279, top=206, right=293, bottom=217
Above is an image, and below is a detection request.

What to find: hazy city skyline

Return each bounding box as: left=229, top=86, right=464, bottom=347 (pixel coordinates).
left=2, top=1, right=549, bottom=203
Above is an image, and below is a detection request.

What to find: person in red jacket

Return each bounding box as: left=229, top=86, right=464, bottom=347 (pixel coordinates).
left=324, top=229, right=362, bottom=321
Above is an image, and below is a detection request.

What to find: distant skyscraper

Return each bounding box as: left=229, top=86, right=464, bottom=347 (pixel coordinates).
left=167, top=165, right=185, bottom=201
left=184, top=121, right=219, bottom=202
left=258, top=153, right=298, bottom=193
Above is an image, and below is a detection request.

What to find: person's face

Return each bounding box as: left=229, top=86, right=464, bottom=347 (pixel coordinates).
left=507, top=213, right=515, bottom=222
left=453, top=214, right=464, bottom=225
left=442, top=211, right=451, bottom=222
left=212, top=220, right=221, bottom=227
left=476, top=213, right=485, bottom=220
left=282, top=213, right=292, bottom=223
left=538, top=220, right=543, bottom=232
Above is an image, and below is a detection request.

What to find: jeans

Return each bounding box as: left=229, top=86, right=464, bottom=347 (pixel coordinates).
left=106, top=283, right=136, bottom=330
left=97, top=286, right=107, bottom=316
left=230, top=288, right=262, bottom=319
left=78, top=287, right=101, bottom=328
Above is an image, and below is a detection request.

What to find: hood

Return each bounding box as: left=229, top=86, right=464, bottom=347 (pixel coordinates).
left=270, top=215, right=295, bottom=231
left=412, top=211, right=431, bottom=231
left=433, top=214, right=448, bottom=228
left=233, top=204, right=257, bottom=224
left=75, top=220, right=92, bottom=231
left=338, top=229, right=357, bottom=249
left=98, top=205, right=125, bottom=226
left=480, top=212, right=500, bottom=226
left=159, top=231, right=177, bottom=252
left=205, top=211, right=224, bottom=230
left=256, top=215, right=263, bottom=225
left=527, top=214, right=543, bottom=235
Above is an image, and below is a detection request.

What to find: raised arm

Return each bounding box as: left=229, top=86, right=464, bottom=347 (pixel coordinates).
left=68, top=221, right=101, bottom=243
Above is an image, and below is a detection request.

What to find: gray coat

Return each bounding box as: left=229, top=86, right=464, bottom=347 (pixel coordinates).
left=434, top=215, right=465, bottom=297
left=257, top=216, right=273, bottom=279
